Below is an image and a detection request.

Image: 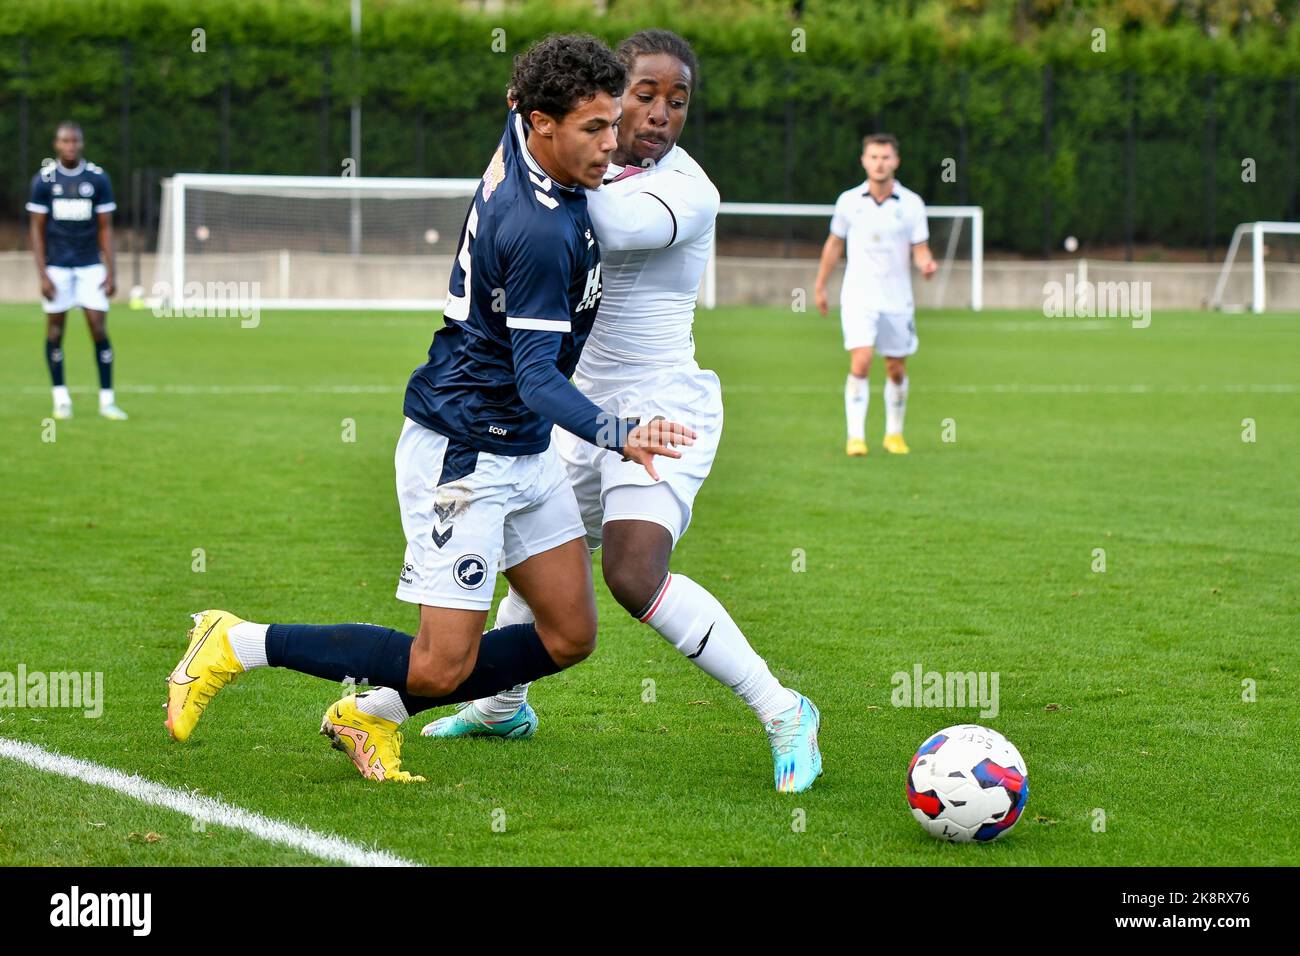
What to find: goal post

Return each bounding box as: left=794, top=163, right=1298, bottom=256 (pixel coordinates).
left=153, top=173, right=481, bottom=310
left=1211, top=221, right=1300, bottom=314
left=701, top=203, right=983, bottom=311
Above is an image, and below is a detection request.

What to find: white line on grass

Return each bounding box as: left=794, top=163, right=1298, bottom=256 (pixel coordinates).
left=6, top=383, right=1299, bottom=397
left=0, top=737, right=418, bottom=867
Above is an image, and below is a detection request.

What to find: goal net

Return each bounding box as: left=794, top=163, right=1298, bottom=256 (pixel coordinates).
left=152, top=174, right=480, bottom=310
left=1210, top=221, right=1300, bottom=313
left=701, top=203, right=983, bottom=311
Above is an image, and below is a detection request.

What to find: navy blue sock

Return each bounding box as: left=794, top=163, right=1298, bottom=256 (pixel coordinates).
left=93, top=337, right=113, bottom=390
left=263, top=621, right=564, bottom=716
left=46, top=338, right=65, bottom=387
left=397, top=622, right=562, bottom=717
left=265, top=622, right=413, bottom=688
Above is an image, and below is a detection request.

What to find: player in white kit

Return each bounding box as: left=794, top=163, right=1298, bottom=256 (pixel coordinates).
left=425, top=30, right=822, bottom=794
left=814, top=133, right=936, bottom=456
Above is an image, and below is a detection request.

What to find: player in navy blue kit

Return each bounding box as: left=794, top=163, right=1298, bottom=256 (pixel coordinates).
left=163, top=35, right=695, bottom=783
left=26, top=121, right=126, bottom=421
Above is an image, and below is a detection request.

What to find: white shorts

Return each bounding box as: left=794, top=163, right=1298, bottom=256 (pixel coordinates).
left=43, top=264, right=109, bottom=314
left=553, top=358, right=724, bottom=551
left=394, top=417, right=587, bottom=611
left=840, top=306, right=917, bottom=356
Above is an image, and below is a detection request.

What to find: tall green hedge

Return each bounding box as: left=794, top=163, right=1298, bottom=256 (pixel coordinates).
left=2, top=0, right=1297, bottom=254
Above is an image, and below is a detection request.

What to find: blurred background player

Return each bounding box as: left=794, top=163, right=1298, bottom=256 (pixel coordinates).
left=425, top=30, right=822, bottom=794
left=162, top=35, right=694, bottom=782
left=26, top=121, right=126, bottom=421
left=814, top=133, right=935, bottom=456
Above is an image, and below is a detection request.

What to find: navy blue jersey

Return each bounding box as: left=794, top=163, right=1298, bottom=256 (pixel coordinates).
left=404, top=110, right=616, bottom=457
left=27, top=160, right=115, bottom=267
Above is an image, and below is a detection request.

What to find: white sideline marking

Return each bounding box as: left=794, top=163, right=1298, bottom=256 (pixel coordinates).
left=7, top=382, right=1299, bottom=397
left=0, top=737, right=418, bottom=867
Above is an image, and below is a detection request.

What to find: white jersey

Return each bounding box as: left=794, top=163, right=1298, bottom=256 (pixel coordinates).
left=580, top=144, right=720, bottom=374
left=830, top=179, right=928, bottom=314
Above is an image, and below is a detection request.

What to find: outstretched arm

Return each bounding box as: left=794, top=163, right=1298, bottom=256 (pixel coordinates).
left=510, top=327, right=694, bottom=480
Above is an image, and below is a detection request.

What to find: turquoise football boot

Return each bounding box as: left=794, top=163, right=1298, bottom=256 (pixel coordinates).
left=421, top=701, right=537, bottom=739
left=766, top=693, right=823, bottom=793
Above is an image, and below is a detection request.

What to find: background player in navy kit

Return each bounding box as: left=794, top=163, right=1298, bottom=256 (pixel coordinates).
left=163, top=35, right=695, bottom=783
left=26, top=121, right=126, bottom=421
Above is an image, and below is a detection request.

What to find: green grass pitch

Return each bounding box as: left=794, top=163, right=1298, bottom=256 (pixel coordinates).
left=0, top=300, right=1296, bottom=866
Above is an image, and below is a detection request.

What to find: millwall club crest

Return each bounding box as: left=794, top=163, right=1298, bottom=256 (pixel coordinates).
left=453, top=554, right=487, bottom=590
left=78, top=181, right=95, bottom=197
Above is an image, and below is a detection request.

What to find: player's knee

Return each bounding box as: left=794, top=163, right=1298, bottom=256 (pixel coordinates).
left=406, top=637, right=475, bottom=698
left=406, top=654, right=474, bottom=699
left=602, top=550, right=666, bottom=618
left=535, top=603, right=598, bottom=667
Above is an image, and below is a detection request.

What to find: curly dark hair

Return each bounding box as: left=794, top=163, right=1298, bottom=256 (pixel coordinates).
left=511, top=34, right=626, bottom=125
left=615, top=29, right=699, bottom=89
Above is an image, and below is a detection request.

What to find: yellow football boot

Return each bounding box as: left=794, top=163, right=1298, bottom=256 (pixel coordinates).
left=320, top=695, right=426, bottom=783
left=166, top=609, right=246, bottom=742
left=846, top=438, right=868, bottom=457
left=883, top=433, right=910, bottom=455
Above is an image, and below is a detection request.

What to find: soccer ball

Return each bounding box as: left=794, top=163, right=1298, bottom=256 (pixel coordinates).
left=906, top=724, right=1029, bottom=843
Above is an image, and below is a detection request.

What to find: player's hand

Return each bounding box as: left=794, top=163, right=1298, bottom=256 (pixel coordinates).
left=919, top=258, right=938, bottom=280
left=39, top=273, right=55, bottom=301
left=814, top=286, right=829, bottom=316
left=100, top=270, right=116, bottom=297
left=622, top=417, right=697, bottom=482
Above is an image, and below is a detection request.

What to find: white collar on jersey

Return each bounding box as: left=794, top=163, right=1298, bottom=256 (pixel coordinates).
left=512, top=111, right=579, bottom=193
left=601, top=145, right=678, bottom=185
left=861, top=179, right=901, bottom=204
left=55, top=159, right=87, bottom=177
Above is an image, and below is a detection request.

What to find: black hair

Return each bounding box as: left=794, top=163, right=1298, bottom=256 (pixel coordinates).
left=616, top=29, right=699, bottom=89
left=863, top=132, right=900, bottom=153
left=511, top=34, right=625, bottom=125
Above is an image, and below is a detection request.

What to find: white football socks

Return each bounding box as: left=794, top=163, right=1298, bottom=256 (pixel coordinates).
left=354, top=686, right=409, bottom=724
left=474, top=575, right=797, bottom=725
left=884, top=374, right=909, bottom=436
left=227, top=621, right=269, bottom=670
left=472, top=588, right=536, bottom=720
left=641, top=573, right=797, bottom=724
left=52, top=385, right=71, bottom=407
left=845, top=374, right=868, bottom=441
left=99, top=388, right=115, bottom=410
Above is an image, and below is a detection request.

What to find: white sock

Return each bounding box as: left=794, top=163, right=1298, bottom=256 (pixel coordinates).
left=52, top=385, right=71, bottom=406
left=227, top=621, right=269, bottom=670
left=472, top=587, right=536, bottom=720
left=354, top=686, right=409, bottom=724
left=99, top=388, right=115, bottom=409
left=640, top=573, right=797, bottom=724
left=884, top=374, right=908, bottom=436
left=845, top=374, right=868, bottom=441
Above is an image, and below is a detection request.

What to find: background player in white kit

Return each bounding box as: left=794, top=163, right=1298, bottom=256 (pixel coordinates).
left=814, top=133, right=936, bottom=456
left=427, top=30, right=822, bottom=795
